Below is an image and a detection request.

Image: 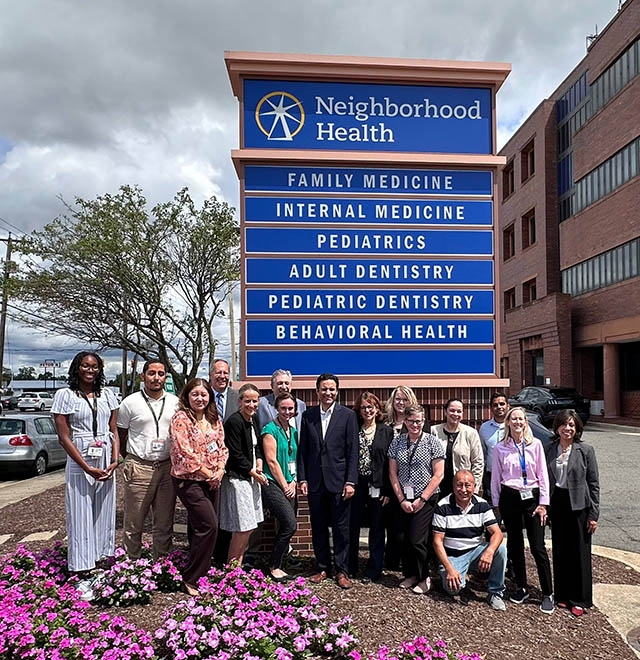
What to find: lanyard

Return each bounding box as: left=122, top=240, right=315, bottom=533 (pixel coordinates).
left=78, top=391, right=98, bottom=440
left=406, top=434, right=425, bottom=472
left=276, top=417, right=294, bottom=456
left=140, top=391, right=166, bottom=440
left=513, top=440, right=528, bottom=485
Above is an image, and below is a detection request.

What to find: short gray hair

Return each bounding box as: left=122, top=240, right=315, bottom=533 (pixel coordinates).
left=271, top=369, right=292, bottom=386
left=209, top=358, right=230, bottom=373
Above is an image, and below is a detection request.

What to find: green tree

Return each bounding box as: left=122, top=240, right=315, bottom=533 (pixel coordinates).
left=12, top=185, right=239, bottom=390
left=15, top=366, right=36, bottom=380
left=2, top=367, right=12, bottom=386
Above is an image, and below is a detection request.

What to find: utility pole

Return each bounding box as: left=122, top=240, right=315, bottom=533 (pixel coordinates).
left=121, top=322, right=128, bottom=399
left=0, top=234, right=13, bottom=391
left=228, top=283, right=237, bottom=381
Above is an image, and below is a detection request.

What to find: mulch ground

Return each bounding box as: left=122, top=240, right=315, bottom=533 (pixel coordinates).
left=1, top=471, right=638, bottom=660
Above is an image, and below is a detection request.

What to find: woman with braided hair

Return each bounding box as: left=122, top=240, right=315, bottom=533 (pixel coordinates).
left=52, top=351, right=120, bottom=601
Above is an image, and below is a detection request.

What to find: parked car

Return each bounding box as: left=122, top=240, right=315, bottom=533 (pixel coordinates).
left=17, top=392, right=54, bottom=412
left=0, top=414, right=65, bottom=476
left=527, top=411, right=553, bottom=446
left=1, top=396, right=19, bottom=411
left=509, top=386, right=590, bottom=428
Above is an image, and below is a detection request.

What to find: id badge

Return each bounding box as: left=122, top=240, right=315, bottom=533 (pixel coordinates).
left=87, top=443, right=103, bottom=459
left=520, top=489, right=534, bottom=500
left=369, top=485, right=380, bottom=499
left=151, top=441, right=164, bottom=453
left=288, top=460, right=297, bottom=475
left=206, top=442, right=218, bottom=454
left=404, top=485, right=415, bottom=500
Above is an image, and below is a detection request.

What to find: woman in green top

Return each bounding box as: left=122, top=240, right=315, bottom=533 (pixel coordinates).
left=261, top=392, right=298, bottom=581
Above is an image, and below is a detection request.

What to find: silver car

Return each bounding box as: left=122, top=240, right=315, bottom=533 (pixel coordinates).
left=17, top=392, right=54, bottom=412
left=0, top=415, right=65, bottom=476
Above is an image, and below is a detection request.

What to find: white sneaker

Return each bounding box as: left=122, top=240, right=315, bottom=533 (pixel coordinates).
left=75, top=578, right=95, bottom=602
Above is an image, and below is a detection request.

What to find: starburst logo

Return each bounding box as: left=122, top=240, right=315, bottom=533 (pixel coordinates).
left=255, top=92, right=305, bottom=141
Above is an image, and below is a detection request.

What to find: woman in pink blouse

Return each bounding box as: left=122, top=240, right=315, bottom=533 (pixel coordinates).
left=170, top=378, right=228, bottom=596
left=491, top=406, right=554, bottom=614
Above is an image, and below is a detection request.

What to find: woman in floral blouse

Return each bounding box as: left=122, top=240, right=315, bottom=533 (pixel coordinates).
left=170, top=378, right=228, bottom=596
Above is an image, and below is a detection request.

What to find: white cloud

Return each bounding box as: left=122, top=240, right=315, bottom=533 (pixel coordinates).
left=0, top=0, right=623, bottom=375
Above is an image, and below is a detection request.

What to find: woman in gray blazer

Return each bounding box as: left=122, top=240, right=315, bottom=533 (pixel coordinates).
left=545, top=409, right=599, bottom=617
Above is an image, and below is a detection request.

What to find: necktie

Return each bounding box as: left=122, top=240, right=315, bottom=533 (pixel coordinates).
left=216, top=392, right=224, bottom=418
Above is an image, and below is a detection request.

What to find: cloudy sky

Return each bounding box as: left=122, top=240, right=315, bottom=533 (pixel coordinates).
left=0, top=0, right=620, bottom=378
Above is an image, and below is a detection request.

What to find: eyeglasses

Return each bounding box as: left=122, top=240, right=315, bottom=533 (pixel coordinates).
left=405, top=419, right=423, bottom=425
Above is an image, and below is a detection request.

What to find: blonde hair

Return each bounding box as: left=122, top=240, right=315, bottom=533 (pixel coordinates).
left=384, top=385, right=418, bottom=425
left=502, top=406, right=534, bottom=446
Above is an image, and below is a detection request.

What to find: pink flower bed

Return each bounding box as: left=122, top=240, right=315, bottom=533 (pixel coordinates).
left=0, top=544, right=481, bottom=660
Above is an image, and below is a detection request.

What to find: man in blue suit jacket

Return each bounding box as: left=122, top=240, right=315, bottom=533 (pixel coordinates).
left=298, top=373, right=358, bottom=589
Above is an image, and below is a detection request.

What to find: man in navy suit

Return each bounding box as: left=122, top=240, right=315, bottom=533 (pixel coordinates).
left=298, top=373, right=358, bottom=589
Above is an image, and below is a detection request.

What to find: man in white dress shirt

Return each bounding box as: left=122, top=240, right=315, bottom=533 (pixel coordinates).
left=117, top=360, right=180, bottom=559
left=256, top=368, right=306, bottom=432
left=209, top=358, right=238, bottom=422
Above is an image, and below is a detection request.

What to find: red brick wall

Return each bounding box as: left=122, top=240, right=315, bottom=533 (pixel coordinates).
left=559, top=176, right=640, bottom=268
left=570, top=276, right=640, bottom=326
left=499, top=101, right=558, bottom=305
left=622, top=391, right=640, bottom=418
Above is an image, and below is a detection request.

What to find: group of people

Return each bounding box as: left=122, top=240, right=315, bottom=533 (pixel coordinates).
left=51, top=352, right=600, bottom=618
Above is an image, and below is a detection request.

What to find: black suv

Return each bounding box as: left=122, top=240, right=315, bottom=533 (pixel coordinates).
left=509, top=386, right=590, bottom=428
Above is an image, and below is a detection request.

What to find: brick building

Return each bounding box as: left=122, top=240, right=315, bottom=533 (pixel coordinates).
left=498, top=0, right=640, bottom=419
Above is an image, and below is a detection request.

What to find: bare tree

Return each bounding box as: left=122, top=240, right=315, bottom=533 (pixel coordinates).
left=12, top=185, right=239, bottom=390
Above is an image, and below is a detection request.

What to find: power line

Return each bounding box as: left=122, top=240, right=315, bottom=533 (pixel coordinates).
left=0, top=215, right=28, bottom=237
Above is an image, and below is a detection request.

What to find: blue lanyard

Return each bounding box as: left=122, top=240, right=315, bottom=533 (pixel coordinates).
left=513, top=440, right=528, bottom=485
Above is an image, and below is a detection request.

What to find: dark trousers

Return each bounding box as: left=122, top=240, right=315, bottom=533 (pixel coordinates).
left=499, top=486, right=553, bottom=595
left=348, top=475, right=386, bottom=579
left=383, top=498, right=403, bottom=570
left=261, top=481, right=297, bottom=569
left=173, top=477, right=220, bottom=585
left=307, top=484, right=351, bottom=575
left=550, top=488, right=593, bottom=608
left=398, top=494, right=437, bottom=581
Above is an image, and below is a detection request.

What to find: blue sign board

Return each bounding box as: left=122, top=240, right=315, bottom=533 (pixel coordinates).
left=246, top=258, right=493, bottom=285
left=245, top=197, right=492, bottom=226
left=246, top=319, right=494, bottom=346
left=245, top=227, right=493, bottom=256
left=246, top=289, right=494, bottom=316
left=244, top=80, right=492, bottom=154
left=245, top=348, right=495, bottom=377
left=244, top=166, right=493, bottom=196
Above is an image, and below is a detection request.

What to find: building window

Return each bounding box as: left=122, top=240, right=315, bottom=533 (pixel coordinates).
left=561, top=236, right=640, bottom=297
left=574, top=135, right=640, bottom=214
left=521, top=139, right=535, bottom=182
left=504, top=287, right=516, bottom=311
left=522, top=209, right=536, bottom=249
left=502, top=160, right=515, bottom=200
left=591, top=37, right=640, bottom=116
left=503, top=224, right=515, bottom=260
left=523, top=278, right=537, bottom=304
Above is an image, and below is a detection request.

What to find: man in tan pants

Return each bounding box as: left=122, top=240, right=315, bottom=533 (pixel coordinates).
left=117, top=360, right=180, bottom=558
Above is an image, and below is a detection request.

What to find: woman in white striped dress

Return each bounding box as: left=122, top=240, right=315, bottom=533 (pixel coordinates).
left=52, top=351, right=119, bottom=601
